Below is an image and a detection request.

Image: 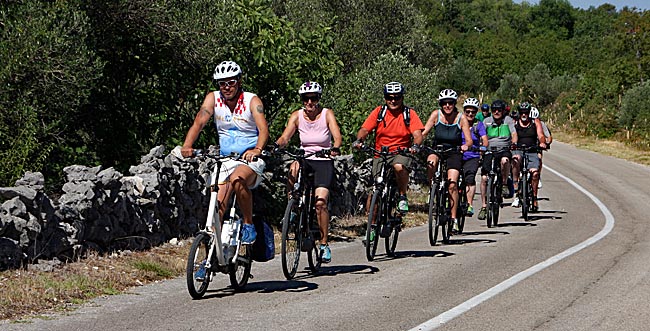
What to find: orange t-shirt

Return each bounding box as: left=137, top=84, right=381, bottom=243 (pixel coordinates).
left=361, top=105, right=425, bottom=152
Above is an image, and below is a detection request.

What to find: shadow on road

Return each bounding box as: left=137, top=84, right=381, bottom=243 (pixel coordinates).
left=497, top=222, right=537, bottom=227
left=297, top=264, right=380, bottom=278
left=446, top=237, right=497, bottom=245
left=460, top=230, right=510, bottom=235
left=391, top=250, right=455, bottom=259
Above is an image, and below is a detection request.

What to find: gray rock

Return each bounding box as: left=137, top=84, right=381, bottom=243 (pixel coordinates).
left=14, top=171, right=45, bottom=191
left=63, top=165, right=101, bottom=182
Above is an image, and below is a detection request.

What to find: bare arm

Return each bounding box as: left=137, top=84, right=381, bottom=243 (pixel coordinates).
left=181, top=92, right=215, bottom=157
left=422, top=110, right=438, bottom=137
left=534, top=118, right=547, bottom=147
left=460, top=115, right=473, bottom=151
left=326, top=109, right=343, bottom=155
left=275, top=111, right=299, bottom=148
left=243, top=96, right=269, bottom=162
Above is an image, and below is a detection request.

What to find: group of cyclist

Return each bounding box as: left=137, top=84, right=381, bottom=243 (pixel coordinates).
left=180, top=60, right=552, bottom=265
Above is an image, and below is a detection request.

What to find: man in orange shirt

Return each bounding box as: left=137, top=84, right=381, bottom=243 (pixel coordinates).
left=353, top=82, right=425, bottom=212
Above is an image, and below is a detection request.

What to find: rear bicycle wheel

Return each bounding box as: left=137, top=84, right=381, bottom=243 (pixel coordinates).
left=307, top=217, right=322, bottom=272
left=427, top=182, right=438, bottom=246
left=365, top=190, right=382, bottom=261
left=281, top=199, right=302, bottom=280
left=228, top=243, right=252, bottom=290
left=186, top=233, right=211, bottom=299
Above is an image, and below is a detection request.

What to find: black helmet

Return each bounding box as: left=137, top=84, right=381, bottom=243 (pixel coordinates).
left=517, top=102, right=532, bottom=112
left=481, top=103, right=490, bottom=111
left=491, top=99, right=507, bottom=110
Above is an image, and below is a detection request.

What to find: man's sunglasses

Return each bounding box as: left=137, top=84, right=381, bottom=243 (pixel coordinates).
left=217, top=79, right=238, bottom=88
left=301, top=95, right=320, bottom=102
left=385, top=94, right=403, bottom=101
left=492, top=108, right=504, bottom=112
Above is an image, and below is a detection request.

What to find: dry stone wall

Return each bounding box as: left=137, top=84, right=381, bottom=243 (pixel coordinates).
left=0, top=146, right=425, bottom=271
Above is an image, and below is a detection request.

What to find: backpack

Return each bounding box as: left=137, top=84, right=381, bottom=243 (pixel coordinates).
left=252, top=215, right=275, bottom=262
left=377, top=105, right=411, bottom=128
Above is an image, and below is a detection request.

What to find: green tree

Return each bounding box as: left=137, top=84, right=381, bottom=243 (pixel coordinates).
left=0, top=0, right=103, bottom=186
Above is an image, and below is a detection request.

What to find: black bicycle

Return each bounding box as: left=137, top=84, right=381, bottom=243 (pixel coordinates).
left=360, top=145, right=409, bottom=261
left=483, top=146, right=509, bottom=228
left=274, top=148, right=331, bottom=279
left=456, top=169, right=468, bottom=234
left=514, top=144, right=541, bottom=221
left=423, top=144, right=461, bottom=245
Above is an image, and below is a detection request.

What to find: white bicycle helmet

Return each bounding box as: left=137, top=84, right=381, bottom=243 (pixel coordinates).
left=213, top=61, right=242, bottom=80
left=530, top=107, right=540, bottom=119
left=463, top=97, right=480, bottom=109
left=384, top=81, right=405, bottom=95
left=438, top=88, right=458, bottom=101
left=298, top=81, right=323, bottom=95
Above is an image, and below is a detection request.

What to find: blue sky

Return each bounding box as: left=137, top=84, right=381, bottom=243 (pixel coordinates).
left=513, top=0, right=650, bottom=10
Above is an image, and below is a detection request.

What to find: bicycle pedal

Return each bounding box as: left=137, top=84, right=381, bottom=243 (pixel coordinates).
left=380, top=224, right=392, bottom=238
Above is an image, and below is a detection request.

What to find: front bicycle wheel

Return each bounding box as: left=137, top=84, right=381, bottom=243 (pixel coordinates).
left=228, top=242, right=252, bottom=290
left=457, top=186, right=467, bottom=234
left=486, top=177, right=495, bottom=228
left=489, top=177, right=501, bottom=227
left=521, top=172, right=529, bottom=221
left=365, top=190, right=382, bottom=261
left=281, top=199, right=302, bottom=280
left=427, top=182, right=438, bottom=246
left=385, top=186, right=400, bottom=256
left=186, top=233, right=211, bottom=299
left=440, top=189, right=451, bottom=244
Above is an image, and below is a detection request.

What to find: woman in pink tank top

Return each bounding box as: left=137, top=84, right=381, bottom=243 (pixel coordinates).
left=275, top=81, right=342, bottom=263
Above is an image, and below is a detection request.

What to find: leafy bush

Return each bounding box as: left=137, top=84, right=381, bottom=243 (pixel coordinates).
left=619, top=81, right=650, bottom=137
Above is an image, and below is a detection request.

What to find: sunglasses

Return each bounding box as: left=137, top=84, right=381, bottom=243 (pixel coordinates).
left=492, top=108, right=504, bottom=112
left=384, top=94, right=403, bottom=101
left=465, top=110, right=478, bottom=114
left=440, top=101, right=455, bottom=106
left=217, top=79, right=238, bottom=88
left=301, top=95, right=320, bottom=103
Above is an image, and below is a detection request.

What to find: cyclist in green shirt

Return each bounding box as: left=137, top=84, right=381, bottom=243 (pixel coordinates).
left=477, top=99, right=518, bottom=220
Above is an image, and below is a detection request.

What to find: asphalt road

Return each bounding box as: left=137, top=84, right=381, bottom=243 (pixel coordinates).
left=4, top=141, right=650, bottom=331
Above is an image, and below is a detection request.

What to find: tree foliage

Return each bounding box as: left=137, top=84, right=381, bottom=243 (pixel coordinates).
left=3, top=0, right=650, bottom=187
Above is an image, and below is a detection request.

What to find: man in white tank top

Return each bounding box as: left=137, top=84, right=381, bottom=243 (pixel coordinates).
left=181, top=61, right=269, bottom=244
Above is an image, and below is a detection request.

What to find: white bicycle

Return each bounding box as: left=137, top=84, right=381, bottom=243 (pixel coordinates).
left=186, top=151, right=253, bottom=299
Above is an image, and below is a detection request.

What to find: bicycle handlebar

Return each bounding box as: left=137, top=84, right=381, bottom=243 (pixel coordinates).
left=270, top=147, right=333, bottom=160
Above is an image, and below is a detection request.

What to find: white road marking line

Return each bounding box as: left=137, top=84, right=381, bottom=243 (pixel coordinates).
left=409, top=166, right=615, bottom=330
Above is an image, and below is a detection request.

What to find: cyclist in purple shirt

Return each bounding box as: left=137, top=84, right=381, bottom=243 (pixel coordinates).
left=461, top=98, right=488, bottom=217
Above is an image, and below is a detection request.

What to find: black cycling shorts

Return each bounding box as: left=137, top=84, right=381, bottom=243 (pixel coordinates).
left=304, top=159, right=335, bottom=189
left=481, top=150, right=512, bottom=175
left=462, top=157, right=480, bottom=186
left=445, top=151, right=463, bottom=171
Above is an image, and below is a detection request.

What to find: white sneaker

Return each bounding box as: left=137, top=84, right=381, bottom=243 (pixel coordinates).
left=511, top=197, right=520, bottom=208
left=538, top=180, right=543, bottom=189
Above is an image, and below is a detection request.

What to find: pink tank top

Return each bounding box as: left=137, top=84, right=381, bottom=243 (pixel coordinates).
left=299, top=108, right=331, bottom=160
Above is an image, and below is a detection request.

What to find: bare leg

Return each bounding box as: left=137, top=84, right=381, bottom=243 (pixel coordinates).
left=448, top=169, right=460, bottom=218
left=394, top=163, right=409, bottom=196
left=314, top=187, right=330, bottom=245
